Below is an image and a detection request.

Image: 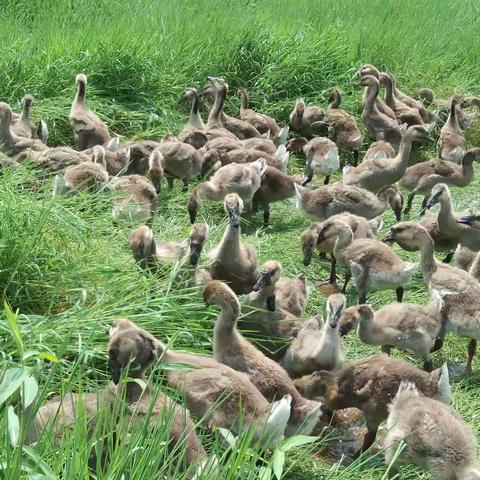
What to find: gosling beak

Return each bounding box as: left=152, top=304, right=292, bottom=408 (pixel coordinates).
left=329, top=307, right=342, bottom=329
left=457, top=214, right=476, bottom=225
left=189, top=242, right=201, bottom=266
left=426, top=132, right=435, bottom=142
left=253, top=271, right=270, bottom=292
left=108, top=358, right=121, bottom=385
left=301, top=173, right=313, bottom=187
left=425, top=191, right=441, bottom=210
left=303, top=247, right=313, bottom=266
left=228, top=205, right=241, bottom=228
left=382, top=231, right=395, bottom=244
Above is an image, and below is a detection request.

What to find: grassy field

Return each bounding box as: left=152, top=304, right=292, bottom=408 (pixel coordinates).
left=1, top=0, right=480, bottom=478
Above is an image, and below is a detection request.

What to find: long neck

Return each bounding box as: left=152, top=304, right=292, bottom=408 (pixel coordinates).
left=437, top=193, right=456, bottom=229
left=333, top=227, right=353, bottom=264
left=196, top=181, right=220, bottom=202
left=189, top=93, right=204, bottom=128
left=392, top=132, right=414, bottom=173
left=75, top=81, right=86, bottom=105
left=383, top=76, right=395, bottom=105
left=447, top=100, right=459, bottom=130
left=469, top=252, right=480, bottom=281
left=328, top=93, right=341, bottom=109
left=218, top=222, right=241, bottom=257
left=363, top=83, right=379, bottom=113
left=461, top=155, right=475, bottom=183
left=0, top=115, right=14, bottom=144
left=20, top=103, right=31, bottom=123
left=213, top=303, right=238, bottom=347
left=208, top=86, right=226, bottom=127
left=357, top=311, right=377, bottom=342
left=239, top=90, right=248, bottom=111
left=418, top=234, right=436, bottom=283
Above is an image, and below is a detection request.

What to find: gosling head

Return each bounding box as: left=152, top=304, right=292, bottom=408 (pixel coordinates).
left=148, top=150, right=164, bottom=194
left=289, top=99, right=306, bottom=127
left=92, top=145, right=107, bottom=169
left=418, top=88, right=435, bottom=106
left=301, top=226, right=319, bottom=266
left=458, top=213, right=480, bottom=228
left=425, top=183, right=449, bottom=211
left=108, top=318, right=136, bottom=338
left=460, top=97, right=478, bottom=109
left=129, top=225, right=156, bottom=268
left=339, top=305, right=361, bottom=336
left=224, top=193, right=243, bottom=229
left=189, top=223, right=209, bottom=266
left=236, top=86, right=247, bottom=97
left=107, top=320, right=161, bottom=384
left=76, top=73, right=87, bottom=87
left=406, top=124, right=435, bottom=143
left=180, top=87, right=198, bottom=103
left=358, top=64, right=380, bottom=78
left=326, top=293, right=346, bottom=329
left=360, top=74, right=380, bottom=89
left=383, top=221, right=428, bottom=251
left=22, top=94, right=34, bottom=112
left=377, top=185, right=403, bottom=221
left=295, top=370, right=335, bottom=399
left=201, top=147, right=226, bottom=174
left=462, top=147, right=480, bottom=166
left=207, top=76, right=228, bottom=94
left=253, top=260, right=282, bottom=293
left=203, top=280, right=240, bottom=318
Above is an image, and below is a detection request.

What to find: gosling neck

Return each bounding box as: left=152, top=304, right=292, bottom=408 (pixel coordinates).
left=213, top=301, right=239, bottom=343
left=208, top=85, right=227, bottom=127
left=333, top=225, right=354, bottom=264
left=0, top=116, right=14, bottom=146
left=218, top=220, right=241, bottom=257
left=20, top=102, right=31, bottom=124
left=124, top=373, right=150, bottom=403
left=460, top=154, right=475, bottom=185
left=393, top=131, right=415, bottom=173
left=417, top=233, right=436, bottom=283
left=189, top=93, right=204, bottom=129
left=447, top=100, right=460, bottom=130
left=328, top=93, right=341, bottom=109
left=356, top=309, right=377, bottom=342
left=363, top=82, right=379, bottom=113
left=382, top=75, right=395, bottom=106
left=75, top=81, right=86, bottom=105
left=239, top=90, right=249, bottom=112
left=469, top=252, right=480, bottom=282
left=436, top=192, right=456, bottom=230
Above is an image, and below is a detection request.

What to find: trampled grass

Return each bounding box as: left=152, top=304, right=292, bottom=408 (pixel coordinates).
left=1, top=0, right=480, bottom=478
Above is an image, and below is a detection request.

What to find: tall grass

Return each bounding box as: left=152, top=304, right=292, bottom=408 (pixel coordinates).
left=1, top=0, right=480, bottom=478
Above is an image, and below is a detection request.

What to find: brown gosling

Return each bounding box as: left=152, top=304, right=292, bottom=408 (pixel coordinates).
left=11, top=95, right=35, bottom=139
left=187, top=159, right=266, bottom=224
left=437, top=95, right=466, bottom=163
left=301, top=213, right=382, bottom=285
left=362, top=139, right=395, bottom=162
left=69, top=74, right=112, bottom=150
left=17, top=146, right=91, bottom=172
left=424, top=183, right=480, bottom=251
left=0, top=102, right=47, bottom=155
left=343, top=125, right=434, bottom=192
left=358, top=64, right=397, bottom=120
left=385, top=221, right=480, bottom=373
left=349, top=302, right=441, bottom=371
left=288, top=99, right=327, bottom=138
left=211, top=144, right=289, bottom=171
left=294, top=182, right=404, bottom=222
left=293, top=355, right=451, bottom=457
left=237, top=86, right=281, bottom=137
left=203, top=193, right=258, bottom=294
left=360, top=75, right=405, bottom=153
left=287, top=136, right=339, bottom=185
left=316, top=218, right=417, bottom=303
left=379, top=72, right=426, bottom=126
left=53, top=145, right=109, bottom=195
left=281, top=293, right=346, bottom=378
left=204, top=280, right=322, bottom=435
left=109, top=318, right=291, bottom=448
left=253, top=166, right=303, bottom=227
left=108, top=174, right=158, bottom=223
left=129, top=223, right=209, bottom=272
left=107, top=321, right=215, bottom=478
left=204, top=77, right=261, bottom=139
left=325, top=88, right=363, bottom=165
left=385, top=382, right=479, bottom=480
left=177, top=87, right=207, bottom=149
left=401, top=148, right=480, bottom=214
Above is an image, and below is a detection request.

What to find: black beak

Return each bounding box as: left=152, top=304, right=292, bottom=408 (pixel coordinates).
left=189, top=243, right=201, bottom=266
left=329, top=307, right=342, bottom=328
left=382, top=231, right=395, bottom=244
left=458, top=214, right=477, bottom=225
left=152, top=179, right=161, bottom=194
left=228, top=205, right=241, bottom=228
left=425, top=192, right=441, bottom=210
left=303, top=247, right=313, bottom=266
left=188, top=207, right=197, bottom=225
left=253, top=271, right=270, bottom=292
left=109, top=358, right=121, bottom=385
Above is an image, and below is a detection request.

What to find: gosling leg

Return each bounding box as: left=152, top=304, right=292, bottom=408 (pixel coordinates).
left=167, top=176, right=174, bottom=189
left=182, top=179, right=189, bottom=192
left=431, top=337, right=444, bottom=353
left=404, top=192, right=415, bottom=215
left=342, top=270, right=352, bottom=293
left=329, top=256, right=337, bottom=285
left=353, top=423, right=378, bottom=459
left=323, top=175, right=330, bottom=185
left=359, top=292, right=367, bottom=304
left=396, top=286, right=404, bottom=302
left=263, top=205, right=270, bottom=229
left=381, top=345, right=391, bottom=355
left=466, top=339, right=477, bottom=374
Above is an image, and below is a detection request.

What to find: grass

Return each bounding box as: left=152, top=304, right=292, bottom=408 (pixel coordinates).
left=1, top=0, right=480, bottom=478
